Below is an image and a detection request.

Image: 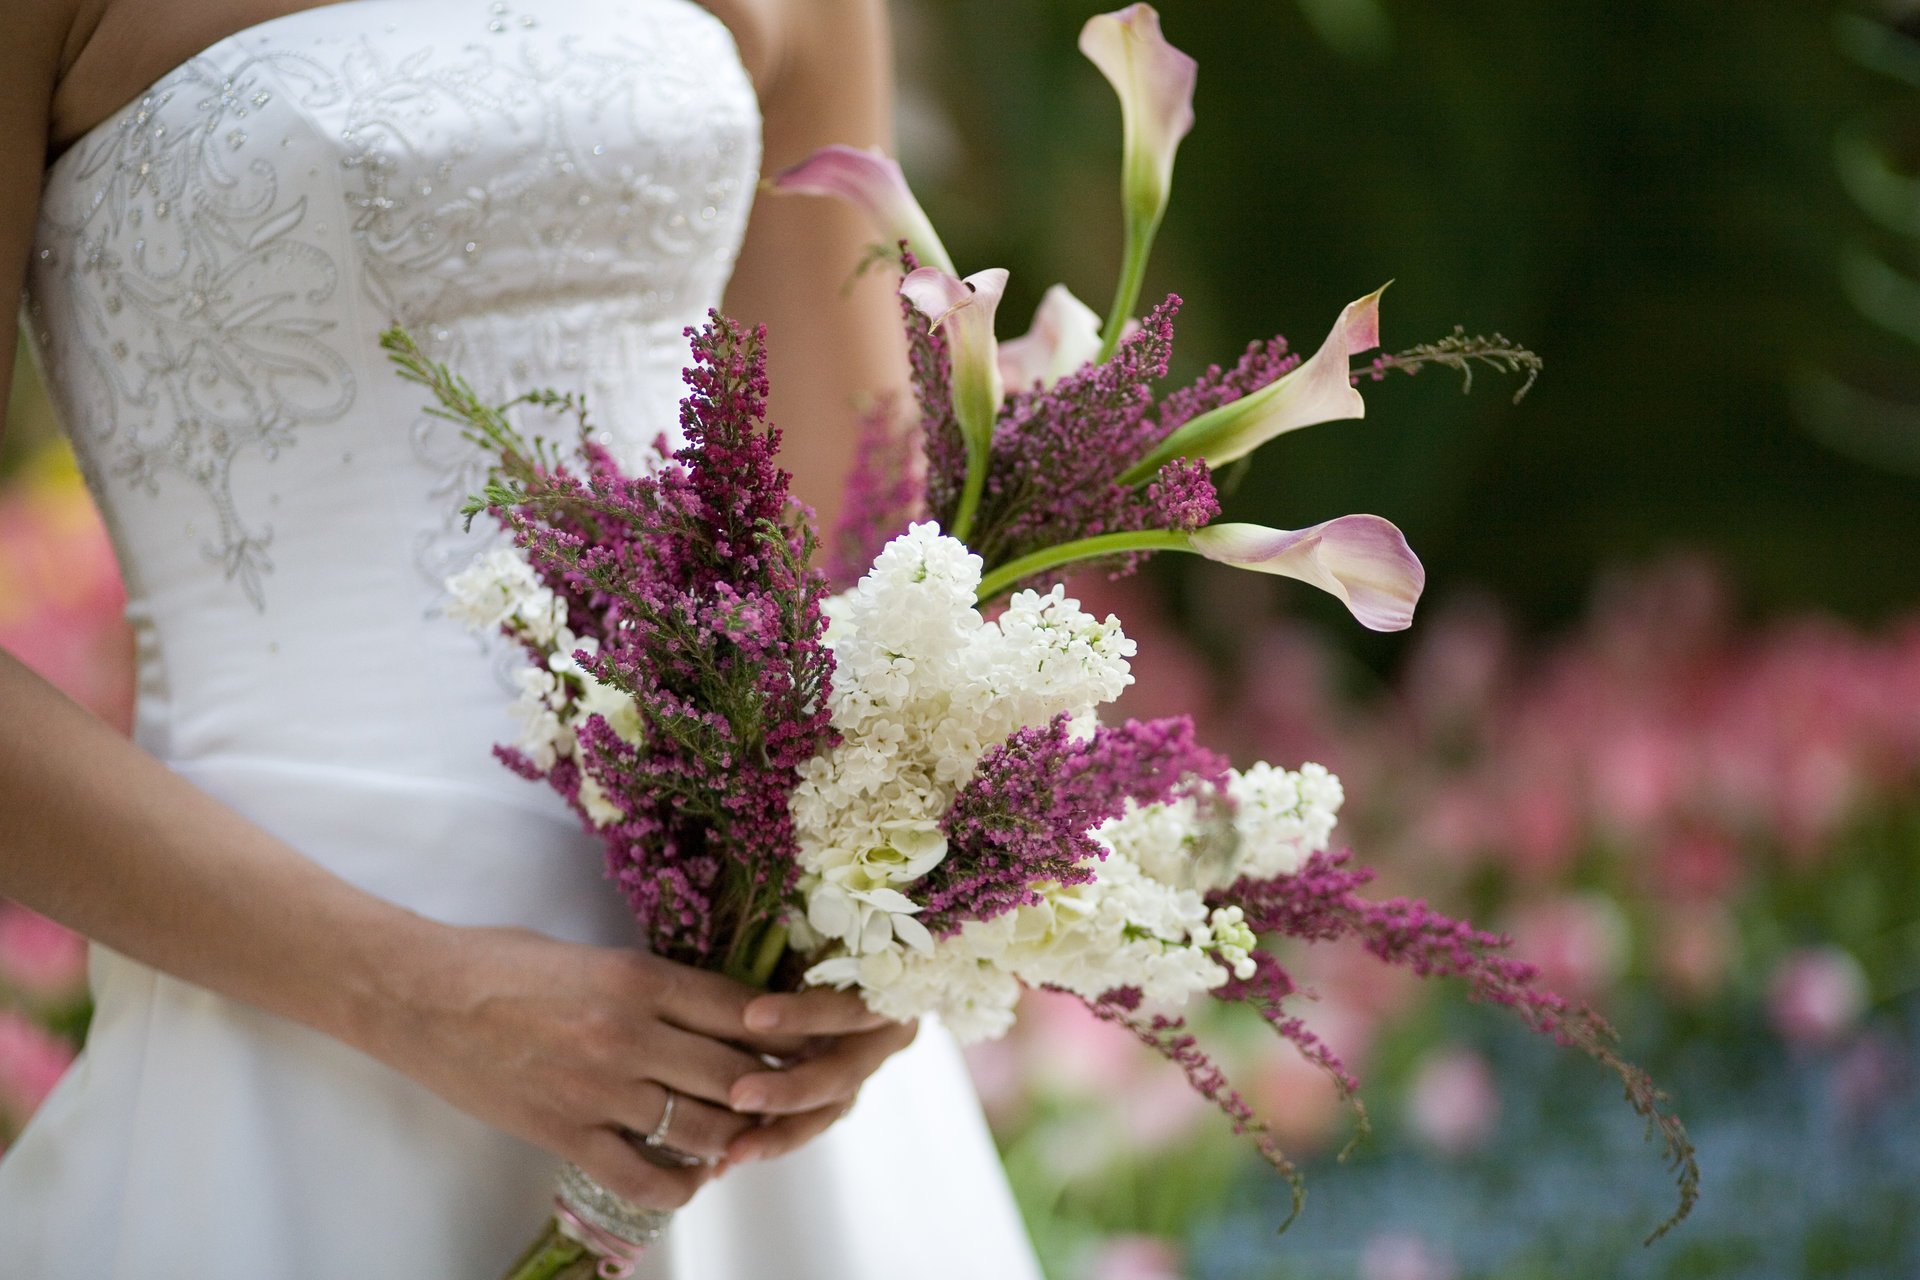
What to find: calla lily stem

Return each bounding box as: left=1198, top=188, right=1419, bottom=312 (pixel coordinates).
left=1098, top=213, right=1158, bottom=365
left=950, top=441, right=989, bottom=544
left=975, top=528, right=1190, bottom=602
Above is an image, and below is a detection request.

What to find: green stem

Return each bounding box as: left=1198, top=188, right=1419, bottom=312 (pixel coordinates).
left=1098, top=210, right=1160, bottom=365
left=500, top=1219, right=593, bottom=1280
left=974, top=529, right=1190, bottom=602
left=745, top=922, right=790, bottom=990
left=949, top=437, right=988, bottom=544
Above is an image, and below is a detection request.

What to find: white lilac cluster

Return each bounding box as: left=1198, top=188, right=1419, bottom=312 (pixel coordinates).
left=789, top=524, right=1338, bottom=1041
left=445, top=548, right=643, bottom=826
left=1106, top=761, right=1345, bottom=893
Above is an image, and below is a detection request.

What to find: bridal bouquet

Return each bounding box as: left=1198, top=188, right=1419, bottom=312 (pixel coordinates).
left=388, top=6, right=1696, bottom=1277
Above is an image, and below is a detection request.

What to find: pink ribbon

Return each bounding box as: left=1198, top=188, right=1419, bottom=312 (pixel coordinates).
left=553, top=1199, right=648, bottom=1279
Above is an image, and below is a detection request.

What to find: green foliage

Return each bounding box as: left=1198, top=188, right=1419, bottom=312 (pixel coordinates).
left=903, top=0, right=1912, bottom=638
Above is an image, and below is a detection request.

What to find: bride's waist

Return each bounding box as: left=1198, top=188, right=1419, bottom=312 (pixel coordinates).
left=161, top=753, right=635, bottom=944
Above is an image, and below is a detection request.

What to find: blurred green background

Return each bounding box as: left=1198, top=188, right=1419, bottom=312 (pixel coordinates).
left=896, top=0, right=1918, bottom=640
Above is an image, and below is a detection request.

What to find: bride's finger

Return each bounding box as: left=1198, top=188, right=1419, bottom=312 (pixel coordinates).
left=739, top=988, right=897, bottom=1039
left=571, top=1127, right=713, bottom=1212
left=727, top=1020, right=915, bottom=1116
left=724, top=1100, right=851, bottom=1166
left=642, top=1023, right=768, bottom=1106
left=611, top=1083, right=755, bottom=1161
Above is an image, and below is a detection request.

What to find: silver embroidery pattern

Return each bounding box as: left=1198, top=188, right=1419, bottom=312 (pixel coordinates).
left=27, top=2, right=758, bottom=615
left=31, top=56, right=355, bottom=609
left=326, top=24, right=753, bottom=595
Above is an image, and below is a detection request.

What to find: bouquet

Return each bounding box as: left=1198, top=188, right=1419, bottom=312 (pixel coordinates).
left=385, top=6, right=1695, bottom=1276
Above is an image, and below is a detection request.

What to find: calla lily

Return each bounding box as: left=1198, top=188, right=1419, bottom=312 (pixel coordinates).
left=767, top=144, right=956, bottom=276
left=1123, top=286, right=1385, bottom=484
left=1188, top=516, right=1424, bottom=632
left=1081, top=4, right=1198, bottom=360
left=998, top=284, right=1106, bottom=391
left=1081, top=5, right=1197, bottom=232
left=900, top=265, right=1010, bottom=540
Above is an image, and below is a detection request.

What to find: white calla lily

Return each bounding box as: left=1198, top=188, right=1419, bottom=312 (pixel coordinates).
left=900, top=266, right=1011, bottom=541
left=1081, top=5, right=1197, bottom=231
left=1081, top=4, right=1198, bottom=360
left=1124, top=287, right=1385, bottom=483
left=767, top=144, right=955, bottom=275
left=998, top=284, right=1106, bottom=391
left=1189, top=516, right=1424, bottom=632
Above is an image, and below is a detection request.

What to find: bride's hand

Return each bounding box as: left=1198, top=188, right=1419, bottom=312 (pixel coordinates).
left=367, top=923, right=782, bottom=1211
left=723, top=988, right=920, bottom=1165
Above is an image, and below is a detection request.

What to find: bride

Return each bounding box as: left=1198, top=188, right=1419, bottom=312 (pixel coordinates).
left=0, top=1, right=1042, bottom=1275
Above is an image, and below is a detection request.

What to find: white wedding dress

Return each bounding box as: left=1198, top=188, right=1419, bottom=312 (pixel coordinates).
left=0, top=2, right=1043, bottom=1276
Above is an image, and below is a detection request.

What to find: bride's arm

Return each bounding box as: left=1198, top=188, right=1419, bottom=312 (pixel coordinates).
left=0, top=4, right=909, bottom=1206
left=719, top=0, right=906, bottom=534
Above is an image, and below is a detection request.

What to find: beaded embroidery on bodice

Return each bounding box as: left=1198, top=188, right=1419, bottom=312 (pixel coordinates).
left=25, top=0, right=760, bottom=775
left=30, top=0, right=760, bottom=610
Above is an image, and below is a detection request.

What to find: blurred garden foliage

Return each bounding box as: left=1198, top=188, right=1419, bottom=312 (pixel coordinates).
left=897, top=0, right=1918, bottom=645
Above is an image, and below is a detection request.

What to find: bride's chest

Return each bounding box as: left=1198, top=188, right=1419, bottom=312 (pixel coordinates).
left=34, top=0, right=762, bottom=325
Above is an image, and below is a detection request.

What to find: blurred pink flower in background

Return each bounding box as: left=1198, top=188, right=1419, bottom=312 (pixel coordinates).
left=1081, top=1234, right=1184, bottom=1280
left=0, top=445, right=132, bottom=731
left=1358, top=1232, right=1459, bottom=1280
left=1653, top=902, right=1738, bottom=1004
left=1117, top=1060, right=1212, bottom=1151
left=1768, top=946, right=1871, bottom=1048
left=1504, top=894, right=1630, bottom=1004
left=0, top=1010, right=75, bottom=1125
left=0, top=906, right=87, bottom=1003
left=1406, top=1047, right=1500, bottom=1158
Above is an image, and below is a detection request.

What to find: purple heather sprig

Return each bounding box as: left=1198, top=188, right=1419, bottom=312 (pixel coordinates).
left=382, top=316, right=837, bottom=981
left=923, top=714, right=1226, bottom=934
left=1217, top=849, right=1702, bottom=1243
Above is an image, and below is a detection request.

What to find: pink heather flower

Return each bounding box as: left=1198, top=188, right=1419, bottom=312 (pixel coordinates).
left=920, top=292, right=1202, bottom=572
left=827, top=398, right=925, bottom=589
left=0, top=1010, right=75, bottom=1122
left=1406, top=1046, right=1499, bottom=1157
left=466, top=313, right=837, bottom=972
left=1221, top=850, right=1699, bottom=1238
left=926, top=715, right=1225, bottom=934
left=1768, top=946, right=1870, bottom=1048
left=0, top=907, right=88, bottom=1002
left=1083, top=1234, right=1185, bottom=1280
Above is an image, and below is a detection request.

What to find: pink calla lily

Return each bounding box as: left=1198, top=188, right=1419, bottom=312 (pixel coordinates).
left=900, top=266, right=1011, bottom=539
left=768, top=145, right=956, bottom=276
left=1124, top=287, right=1386, bottom=482
left=1188, top=516, right=1424, bottom=632
left=1082, top=4, right=1199, bottom=361
left=998, top=284, right=1105, bottom=391
left=1081, top=5, right=1198, bottom=229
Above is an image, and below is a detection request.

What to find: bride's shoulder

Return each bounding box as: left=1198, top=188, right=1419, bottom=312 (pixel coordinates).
left=697, top=0, right=888, bottom=104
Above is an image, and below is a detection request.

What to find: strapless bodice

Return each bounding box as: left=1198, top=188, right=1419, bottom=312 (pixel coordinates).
left=25, top=0, right=760, bottom=786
